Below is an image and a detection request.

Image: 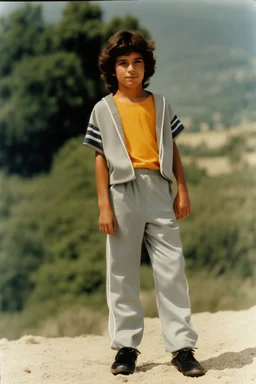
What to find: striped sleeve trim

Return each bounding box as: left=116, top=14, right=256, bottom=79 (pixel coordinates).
left=171, top=115, right=185, bottom=140
left=83, top=123, right=103, bottom=153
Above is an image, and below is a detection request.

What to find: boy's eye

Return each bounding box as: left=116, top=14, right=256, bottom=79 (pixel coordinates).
left=117, top=59, right=143, bottom=65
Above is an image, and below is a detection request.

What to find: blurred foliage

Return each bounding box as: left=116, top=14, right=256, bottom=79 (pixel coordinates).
left=139, top=268, right=256, bottom=318
left=0, top=52, right=87, bottom=175
left=179, top=135, right=248, bottom=159
left=0, top=4, right=44, bottom=77
left=0, top=136, right=102, bottom=311
left=1, top=135, right=256, bottom=316
left=180, top=169, right=256, bottom=279
left=183, top=160, right=208, bottom=186
left=224, top=135, right=247, bottom=165
left=0, top=2, right=149, bottom=177
left=103, top=13, right=150, bottom=43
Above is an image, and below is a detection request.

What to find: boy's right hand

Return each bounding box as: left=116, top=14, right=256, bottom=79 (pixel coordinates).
left=98, top=205, right=117, bottom=236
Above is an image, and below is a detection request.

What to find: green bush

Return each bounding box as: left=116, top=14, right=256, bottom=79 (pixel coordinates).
left=0, top=136, right=104, bottom=311
left=183, top=160, right=208, bottom=185
left=1, top=138, right=255, bottom=314
left=180, top=168, right=256, bottom=278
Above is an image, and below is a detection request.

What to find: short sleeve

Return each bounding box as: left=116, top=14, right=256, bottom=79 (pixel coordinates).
left=83, top=108, right=104, bottom=154
left=171, top=114, right=185, bottom=140
left=167, top=102, right=185, bottom=140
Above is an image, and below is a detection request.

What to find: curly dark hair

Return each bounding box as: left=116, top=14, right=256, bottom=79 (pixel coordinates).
left=98, top=30, right=156, bottom=94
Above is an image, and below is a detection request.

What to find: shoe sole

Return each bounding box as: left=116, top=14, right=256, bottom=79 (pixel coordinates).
left=172, top=363, right=205, bottom=377
left=111, top=365, right=135, bottom=376
left=183, top=370, right=205, bottom=377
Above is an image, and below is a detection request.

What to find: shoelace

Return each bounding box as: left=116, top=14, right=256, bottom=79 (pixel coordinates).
left=117, top=348, right=141, bottom=359
left=177, top=348, right=195, bottom=361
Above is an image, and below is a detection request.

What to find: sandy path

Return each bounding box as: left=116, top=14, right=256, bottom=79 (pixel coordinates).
left=1, top=306, right=256, bottom=384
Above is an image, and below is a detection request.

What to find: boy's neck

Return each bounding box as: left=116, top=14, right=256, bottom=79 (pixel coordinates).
left=115, top=86, right=149, bottom=103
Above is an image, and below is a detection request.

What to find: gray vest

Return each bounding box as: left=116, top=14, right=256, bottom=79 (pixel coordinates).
left=84, top=92, right=180, bottom=185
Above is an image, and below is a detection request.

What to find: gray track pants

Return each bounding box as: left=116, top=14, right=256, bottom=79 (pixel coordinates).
left=106, top=169, right=198, bottom=352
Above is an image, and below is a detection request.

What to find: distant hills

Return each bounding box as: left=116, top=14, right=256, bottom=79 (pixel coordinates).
left=1, top=0, right=255, bottom=129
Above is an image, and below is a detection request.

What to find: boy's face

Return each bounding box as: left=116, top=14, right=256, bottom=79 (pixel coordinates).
left=114, top=52, right=145, bottom=90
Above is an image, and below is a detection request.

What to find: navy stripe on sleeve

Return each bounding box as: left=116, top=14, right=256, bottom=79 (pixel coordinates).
left=171, top=115, right=185, bottom=139
left=86, top=127, right=101, bottom=140
left=171, top=115, right=177, bottom=124
left=172, top=123, right=184, bottom=139
left=83, top=123, right=103, bottom=152
left=88, top=123, right=100, bottom=132
left=83, top=137, right=103, bottom=152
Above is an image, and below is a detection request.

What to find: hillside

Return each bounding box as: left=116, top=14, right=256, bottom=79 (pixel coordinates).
left=178, top=122, right=256, bottom=175
left=102, top=0, right=256, bottom=128
left=1, top=1, right=255, bottom=128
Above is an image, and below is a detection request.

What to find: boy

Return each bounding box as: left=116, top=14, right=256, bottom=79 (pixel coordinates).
left=83, top=30, right=205, bottom=377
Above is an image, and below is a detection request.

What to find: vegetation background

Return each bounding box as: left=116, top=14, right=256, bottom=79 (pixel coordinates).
left=0, top=0, right=255, bottom=340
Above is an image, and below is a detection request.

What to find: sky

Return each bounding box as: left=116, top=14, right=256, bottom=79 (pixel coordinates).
left=0, top=0, right=254, bottom=16
left=0, top=1, right=255, bottom=25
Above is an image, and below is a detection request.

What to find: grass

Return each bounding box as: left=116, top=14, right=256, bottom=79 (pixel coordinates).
left=0, top=132, right=255, bottom=341
left=178, top=122, right=256, bottom=149
left=0, top=300, right=108, bottom=341
left=1, top=266, right=256, bottom=341
left=140, top=267, right=256, bottom=317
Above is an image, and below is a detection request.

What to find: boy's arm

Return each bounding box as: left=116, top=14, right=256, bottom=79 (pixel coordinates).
left=172, top=141, right=191, bottom=220
left=95, top=152, right=117, bottom=235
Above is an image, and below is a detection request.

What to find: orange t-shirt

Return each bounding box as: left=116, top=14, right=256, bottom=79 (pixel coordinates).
left=113, top=95, right=160, bottom=170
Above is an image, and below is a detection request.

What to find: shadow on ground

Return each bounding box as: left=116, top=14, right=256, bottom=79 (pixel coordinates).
left=137, top=362, right=171, bottom=373
left=136, top=348, right=256, bottom=373
left=201, top=348, right=256, bottom=370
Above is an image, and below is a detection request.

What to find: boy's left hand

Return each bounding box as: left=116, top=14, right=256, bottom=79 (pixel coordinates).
left=173, top=190, right=191, bottom=220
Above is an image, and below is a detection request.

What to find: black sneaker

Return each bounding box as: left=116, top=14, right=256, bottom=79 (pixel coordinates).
left=171, top=348, right=205, bottom=377
left=111, top=347, right=141, bottom=375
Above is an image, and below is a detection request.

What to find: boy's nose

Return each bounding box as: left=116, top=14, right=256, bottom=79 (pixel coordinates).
left=127, top=64, right=135, bottom=72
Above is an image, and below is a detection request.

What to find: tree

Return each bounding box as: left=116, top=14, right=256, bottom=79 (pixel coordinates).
left=0, top=136, right=104, bottom=311
left=0, top=2, right=151, bottom=176
left=225, top=135, right=246, bottom=167
left=103, top=14, right=150, bottom=43
left=0, top=52, right=87, bottom=175
left=0, top=206, right=46, bottom=311
left=0, top=4, right=44, bottom=77
left=46, top=2, right=105, bottom=106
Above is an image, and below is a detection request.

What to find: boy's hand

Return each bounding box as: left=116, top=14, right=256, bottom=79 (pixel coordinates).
left=173, top=190, right=191, bottom=220
left=99, top=205, right=117, bottom=235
